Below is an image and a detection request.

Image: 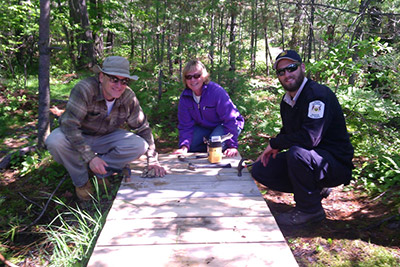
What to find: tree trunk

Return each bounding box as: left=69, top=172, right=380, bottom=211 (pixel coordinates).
left=228, top=5, right=237, bottom=72
left=155, top=1, right=160, bottom=63
left=167, top=33, right=173, bottom=76
left=130, top=21, right=135, bottom=60
left=276, top=0, right=285, bottom=49
left=263, top=0, right=273, bottom=75
left=349, top=0, right=370, bottom=85
left=210, top=0, right=216, bottom=72
left=106, top=30, right=114, bottom=52
left=264, top=27, right=272, bottom=76
left=129, top=1, right=135, bottom=60
left=177, top=20, right=182, bottom=81
left=157, top=0, right=167, bottom=100
left=80, top=0, right=95, bottom=66
left=307, top=0, right=315, bottom=62
left=57, top=0, right=76, bottom=70
left=288, top=0, right=302, bottom=50
left=250, top=0, right=257, bottom=72
left=217, top=8, right=224, bottom=83
left=38, top=0, right=51, bottom=149
left=90, top=0, right=104, bottom=59
left=70, top=0, right=95, bottom=69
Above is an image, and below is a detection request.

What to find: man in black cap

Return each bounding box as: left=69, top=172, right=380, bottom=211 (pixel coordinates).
left=251, top=50, right=354, bottom=226
left=46, top=56, right=166, bottom=201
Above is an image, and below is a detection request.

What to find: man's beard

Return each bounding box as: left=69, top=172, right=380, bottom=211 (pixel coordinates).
left=282, top=72, right=305, bottom=92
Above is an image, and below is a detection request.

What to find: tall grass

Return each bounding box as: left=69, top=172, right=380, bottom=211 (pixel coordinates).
left=45, top=194, right=105, bottom=266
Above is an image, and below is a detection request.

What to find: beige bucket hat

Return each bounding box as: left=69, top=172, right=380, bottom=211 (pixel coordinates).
left=98, top=56, right=139, bottom=80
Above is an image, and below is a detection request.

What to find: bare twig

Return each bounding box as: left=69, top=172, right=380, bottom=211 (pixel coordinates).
left=371, top=191, right=387, bottom=201
left=0, top=252, right=19, bottom=267
left=18, top=192, right=43, bottom=209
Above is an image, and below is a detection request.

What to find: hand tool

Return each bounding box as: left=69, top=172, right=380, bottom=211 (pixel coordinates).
left=188, top=162, right=232, bottom=170
left=178, top=155, right=208, bottom=162
left=105, top=165, right=132, bottom=182
left=237, top=158, right=254, bottom=176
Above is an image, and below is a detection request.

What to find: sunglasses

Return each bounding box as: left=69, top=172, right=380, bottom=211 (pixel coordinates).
left=276, top=63, right=300, bottom=76
left=185, top=73, right=202, bottom=80
left=105, top=74, right=130, bottom=85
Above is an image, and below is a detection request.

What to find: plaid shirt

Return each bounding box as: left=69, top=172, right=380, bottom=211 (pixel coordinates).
left=59, top=76, right=156, bottom=163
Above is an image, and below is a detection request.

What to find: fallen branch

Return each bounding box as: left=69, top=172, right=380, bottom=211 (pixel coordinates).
left=364, top=214, right=400, bottom=231
left=18, top=175, right=67, bottom=232
left=0, top=146, right=36, bottom=170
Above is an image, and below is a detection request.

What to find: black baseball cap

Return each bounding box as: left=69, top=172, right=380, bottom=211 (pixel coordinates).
left=274, top=50, right=302, bottom=69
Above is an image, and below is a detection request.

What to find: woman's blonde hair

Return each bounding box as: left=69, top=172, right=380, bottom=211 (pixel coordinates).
left=182, top=60, right=210, bottom=87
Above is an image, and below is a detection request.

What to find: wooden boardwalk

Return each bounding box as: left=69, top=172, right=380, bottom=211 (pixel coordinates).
left=88, top=153, right=298, bottom=266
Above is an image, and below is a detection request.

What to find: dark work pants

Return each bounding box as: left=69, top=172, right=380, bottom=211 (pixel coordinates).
left=251, top=146, right=352, bottom=213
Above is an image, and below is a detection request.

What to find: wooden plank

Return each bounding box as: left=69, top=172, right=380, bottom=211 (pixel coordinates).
left=127, top=153, right=246, bottom=176
left=89, top=243, right=298, bottom=267
left=117, top=180, right=260, bottom=200
left=95, top=216, right=284, bottom=246
left=118, top=167, right=257, bottom=200
left=128, top=170, right=253, bottom=181
left=123, top=172, right=255, bottom=189
left=106, top=197, right=272, bottom=220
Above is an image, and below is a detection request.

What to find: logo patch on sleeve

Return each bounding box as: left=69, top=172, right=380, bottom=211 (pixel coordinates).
left=308, top=100, right=325, bottom=119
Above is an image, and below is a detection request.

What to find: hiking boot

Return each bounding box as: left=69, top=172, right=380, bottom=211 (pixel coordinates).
left=75, top=181, right=94, bottom=201
left=121, top=165, right=132, bottom=182
left=320, top=187, right=332, bottom=198
left=275, top=208, right=326, bottom=226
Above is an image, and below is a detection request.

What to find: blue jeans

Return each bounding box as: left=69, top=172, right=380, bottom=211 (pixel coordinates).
left=189, top=125, right=240, bottom=152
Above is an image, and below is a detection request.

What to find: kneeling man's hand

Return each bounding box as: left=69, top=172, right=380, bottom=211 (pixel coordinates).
left=257, top=144, right=279, bottom=167
left=89, top=156, right=108, bottom=175
left=148, top=164, right=167, bottom=177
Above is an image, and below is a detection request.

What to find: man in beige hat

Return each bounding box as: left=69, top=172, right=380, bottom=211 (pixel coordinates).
left=46, top=56, right=166, bottom=201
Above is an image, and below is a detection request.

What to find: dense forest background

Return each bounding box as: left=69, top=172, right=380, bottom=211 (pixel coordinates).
left=1, top=0, right=400, bottom=266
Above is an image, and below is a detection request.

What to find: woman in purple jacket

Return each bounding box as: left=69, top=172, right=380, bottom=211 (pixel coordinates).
left=173, top=60, right=244, bottom=157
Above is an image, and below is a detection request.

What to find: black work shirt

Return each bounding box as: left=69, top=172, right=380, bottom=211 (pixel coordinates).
left=270, top=79, right=354, bottom=169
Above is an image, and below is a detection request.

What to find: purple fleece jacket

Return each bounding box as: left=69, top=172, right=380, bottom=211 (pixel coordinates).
left=178, top=81, right=244, bottom=149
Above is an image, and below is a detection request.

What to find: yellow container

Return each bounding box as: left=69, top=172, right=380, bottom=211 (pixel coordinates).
left=208, top=146, right=222, bottom=163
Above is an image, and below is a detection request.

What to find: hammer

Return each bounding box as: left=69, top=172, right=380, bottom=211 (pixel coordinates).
left=178, top=155, right=207, bottom=162
left=105, top=165, right=132, bottom=182
left=188, top=162, right=231, bottom=170
left=237, top=158, right=254, bottom=176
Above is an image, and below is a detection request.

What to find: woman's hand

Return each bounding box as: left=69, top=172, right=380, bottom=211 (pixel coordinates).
left=224, top=147, right=239, bottom=157
left=172, top=146, right=188, bottom=155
